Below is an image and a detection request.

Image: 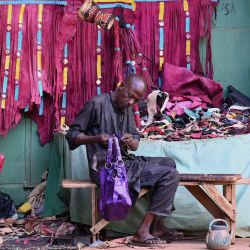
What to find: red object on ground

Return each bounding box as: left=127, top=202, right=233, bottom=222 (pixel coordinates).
left=0, top=154, right=5, bottom=173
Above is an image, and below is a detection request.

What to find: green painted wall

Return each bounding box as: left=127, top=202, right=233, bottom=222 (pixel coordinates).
left=0, top=117, right=53, bottom=205
left=212, top=0, right=250, bottom=96
left=0, top=0, right=249, bottom=205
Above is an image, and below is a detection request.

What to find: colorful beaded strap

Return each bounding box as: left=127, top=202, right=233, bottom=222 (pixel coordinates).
left=60, top=43, right=68, bottom=129
left=37, top=4, right=44, bottom=115
left=158, top=1, right=164, bottom=88
left=1, top=5, right=13, bottom=109
left=96, top=26, right=102, bottom=96
left=14, top=4, right=26, bottom=101
left=184, top=0, right=191, bottom=70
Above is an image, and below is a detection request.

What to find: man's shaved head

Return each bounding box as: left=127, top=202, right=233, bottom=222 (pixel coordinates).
left=126, top=74, right=146, bottom=91
left=113, top=74, right=147, bottom=109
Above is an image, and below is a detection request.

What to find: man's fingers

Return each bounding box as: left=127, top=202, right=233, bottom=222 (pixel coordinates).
left=121, top=134, right=132, bottom=140
left=122, top=138, right=133, bottom=144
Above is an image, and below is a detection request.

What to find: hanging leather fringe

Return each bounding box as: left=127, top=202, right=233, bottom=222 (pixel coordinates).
left=111, top=20, right=123, bottom=89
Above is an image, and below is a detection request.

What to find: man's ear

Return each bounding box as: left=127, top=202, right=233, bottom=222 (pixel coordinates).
left=117, top=81, right=126, bottom=88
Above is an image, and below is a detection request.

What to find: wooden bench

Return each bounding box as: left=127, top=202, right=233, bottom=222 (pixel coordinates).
left=62, top=174, right=250, bottom=243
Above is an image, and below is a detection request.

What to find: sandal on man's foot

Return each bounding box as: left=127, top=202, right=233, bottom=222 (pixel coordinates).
left=128, top=237, right=166, bottom=247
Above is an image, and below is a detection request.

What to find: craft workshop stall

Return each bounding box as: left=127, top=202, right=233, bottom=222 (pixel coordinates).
left=0, top=0, right=250, bottom=243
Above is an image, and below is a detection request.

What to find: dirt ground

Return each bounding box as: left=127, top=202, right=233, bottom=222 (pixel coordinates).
left=82, top=238, right=250, bottom=250
left=1, top=236, right=249, bottom=249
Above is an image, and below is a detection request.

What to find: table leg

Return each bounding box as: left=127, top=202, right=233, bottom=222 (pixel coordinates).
left=91, top=187, right=98, bottom=242
left=223, top=184, right=236, bottom=244
left=231, top=185, right=236, bottom=244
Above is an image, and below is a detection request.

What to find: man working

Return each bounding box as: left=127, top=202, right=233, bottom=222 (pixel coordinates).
left=66, top=74, right=180, bottom=246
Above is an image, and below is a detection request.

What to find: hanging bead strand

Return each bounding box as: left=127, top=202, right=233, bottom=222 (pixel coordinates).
left=184, top=0, right=191, bottom=70
left=37, top=4, right=44, bottom=115
left=96, top=26, right=102, bottom=95
left=158, top=1, right=164, bottom=89
left=1, top=5, right=13, bottom=109
left=14, top=4, right=26, bottom=101
left=60, top=43, right=68, bottom=129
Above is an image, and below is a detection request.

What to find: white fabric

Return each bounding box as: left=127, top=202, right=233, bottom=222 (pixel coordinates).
left=68, top=134, right=250, bottom=237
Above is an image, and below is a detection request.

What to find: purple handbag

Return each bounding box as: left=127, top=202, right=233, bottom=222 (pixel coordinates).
left=99, top=136, right=132, bottom=221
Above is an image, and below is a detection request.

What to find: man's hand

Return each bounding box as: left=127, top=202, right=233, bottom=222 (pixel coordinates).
left=94, top=134, right=110, bottom=145
left=121, top=133, right=139, bottom=151
left=121, top=133, right=133, bottom=145
left=74, top=133, right=110, bottom=147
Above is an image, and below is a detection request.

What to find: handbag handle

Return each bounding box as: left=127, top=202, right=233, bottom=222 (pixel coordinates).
left=106, top=137, right=113, bottom=166
left=106, top=136, right=122, bottom=166
left=113, top=136, right=122, bottom=162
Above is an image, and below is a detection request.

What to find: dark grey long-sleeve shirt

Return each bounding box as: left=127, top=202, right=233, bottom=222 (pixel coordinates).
left=66, top=93, right=140, bottom=173
left=66, top=93, right=178, bottom=208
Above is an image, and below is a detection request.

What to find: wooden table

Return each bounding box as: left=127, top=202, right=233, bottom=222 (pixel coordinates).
left=62, top=174, right=250, bottom=243
left=178, top=174, right=242, bottom=244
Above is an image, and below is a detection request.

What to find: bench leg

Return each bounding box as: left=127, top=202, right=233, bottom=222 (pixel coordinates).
left=231, top=185, right=236, bottom=244
left=89, top=188, right=149, bottom=236
left=223, top=184, right=236, bottom=244
left=90, top=218, right=110, bottom=235
left=91, top=187, right=98, bottom=242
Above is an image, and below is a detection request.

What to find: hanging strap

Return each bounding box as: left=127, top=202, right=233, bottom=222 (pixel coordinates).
left=106, top=137, right=113, bottom=166
left=113, top=136, right=122, bottom=162
left=112, top=137, right=131, bottom=205
left=106, top=136, right=123, bottom=167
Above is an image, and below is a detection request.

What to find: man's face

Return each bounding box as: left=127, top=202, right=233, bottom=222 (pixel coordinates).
left=116, top=85, right=145, bottom=109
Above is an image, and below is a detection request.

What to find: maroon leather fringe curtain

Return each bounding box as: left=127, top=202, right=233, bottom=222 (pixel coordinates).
left=0, top=0, right=218, bottom=144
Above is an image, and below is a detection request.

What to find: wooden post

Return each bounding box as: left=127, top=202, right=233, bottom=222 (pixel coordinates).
left=91, top=187, right=97, bottom=242
left=202, top=184, right=235, bottom=221
left=223, top=184, right=236, bottom=244
left=223, top=185, right=232, bottom=234
left=231, top=184, right=236, bottom=244
left=185, top=185, right=224, bottom=218
left=90, top=219, right=110, bottom=235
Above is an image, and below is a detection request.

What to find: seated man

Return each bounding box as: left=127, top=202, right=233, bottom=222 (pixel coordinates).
left=66, top=74, right=180, bottom=246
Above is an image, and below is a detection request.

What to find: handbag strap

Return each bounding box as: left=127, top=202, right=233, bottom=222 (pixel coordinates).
left=113, top=136, right=122, bottom=162
left=106, top=137, right=113, bottom=165
left=106, top=136, right=123, bottom=165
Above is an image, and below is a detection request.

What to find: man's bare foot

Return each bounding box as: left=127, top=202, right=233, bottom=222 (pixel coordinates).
left=151, top=218, right=184, bottom=240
